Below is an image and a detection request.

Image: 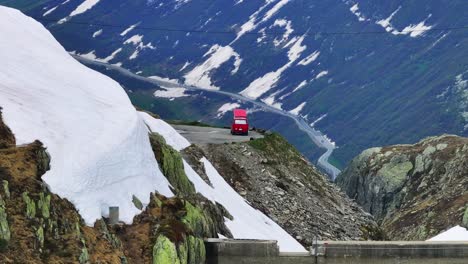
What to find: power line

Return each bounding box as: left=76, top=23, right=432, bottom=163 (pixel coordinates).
left=35, top=16, right=468, bottom=37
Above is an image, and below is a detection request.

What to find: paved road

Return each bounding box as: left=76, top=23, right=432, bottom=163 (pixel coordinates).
left=74, top=56, right=341, bottom=179
left=172, top=125, right=263, bottom=145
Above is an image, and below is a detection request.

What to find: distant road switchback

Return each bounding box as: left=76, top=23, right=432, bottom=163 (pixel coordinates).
left=74, top=55, right=342, bottom=179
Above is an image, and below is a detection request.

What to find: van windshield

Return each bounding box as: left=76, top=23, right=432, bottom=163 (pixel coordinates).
left=234, top=119, right=247, bottom=125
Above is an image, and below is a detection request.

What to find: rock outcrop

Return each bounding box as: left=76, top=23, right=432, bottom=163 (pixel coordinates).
left=196, top=133, right=382, bottom=246
left=337, top=135, right=468, bottom=240
left=0, top=111, right=224, bottom=263
left=0, top=109, right=14, bottom=148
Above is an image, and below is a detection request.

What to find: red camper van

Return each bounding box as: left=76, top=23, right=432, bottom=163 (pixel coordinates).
left=231, top=109, right=249, bottom=135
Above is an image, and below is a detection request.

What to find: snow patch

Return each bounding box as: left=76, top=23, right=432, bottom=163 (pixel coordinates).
left=400, top=21, right=433, bottom=37
left=289, top=102, right=306, bottom=115
left=153, top=87, right=189, bottom=99
left=149, top=75, right=180, bottom=85
left=310, top=114, right=327, bottom=127
left=298, top=51, right=320, bottom=66
left=0, top=6, right=173, bottom=225
left=124, top=35, right=143, bottom=45
left=179, top=61, right=191, bottom=72
left=217, top=103, right=240, bottom=117
left=59, top=0, right=101, bottom=22
left=375, top=9, right=433, bottom=38
left=376, top=7, right=401, bottom=32
left=261, top=90, right=283, bottom=110
left=349, top=3, right=368, bottom=22
left=272, top=19, right=294, bottom=46
left=234, top=0, right=291, bottom=42
left=100, top=48, right=122, bottom=63
left=43, top=6, right=58, bottom=16
left=92, top=29, right=103, bottom=38
left=120, top=23, right=139, bottom=36
left=292, top=80, right=308, bottom=93
left=240, top=36, right=307, bottom=99
left=315, top=71, right=329, bottom=79
left=184, top=45, right=242, bottom=90
left=428, top=226, right=468, bottom=241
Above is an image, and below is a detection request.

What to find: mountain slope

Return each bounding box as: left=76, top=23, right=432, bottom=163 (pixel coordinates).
left=336, top=135, right=468, bottom=240
left=3, top=0, right=467, bottom=167
left=0, top=6, right=308, bottom=253
left=0, top=6, right=175, bottom=224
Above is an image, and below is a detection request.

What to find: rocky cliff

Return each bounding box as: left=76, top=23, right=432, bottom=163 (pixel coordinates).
left=189, top=133, right=381, bottom=246
left=0, top=111, right=227, bottom=263
left=337, top=135, right=468, bottom=240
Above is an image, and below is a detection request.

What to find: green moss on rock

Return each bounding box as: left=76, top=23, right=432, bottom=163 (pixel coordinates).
left=187, top=235, right=205, bottom=264
left=22, top=192, right=36, bottom=219
left=35, top=225, right=44, bottom=250
left=0, top=196, right=10, bottom=251
left=37, top=192, right=51, bottom=219
left=152, top=235, right=180, bottom=264
left=182, top=202, right=210, bottom=237
left=2, top=180, right=9, bottom=199
left=79, top=246, right=90, bottom=264
left=377, top=161, right=413, bottom=193
left=462, top=206, right=468, bottom=228
left=149, top=133, right=195, bottom=196
left=132, top=195, right=143, bottom=210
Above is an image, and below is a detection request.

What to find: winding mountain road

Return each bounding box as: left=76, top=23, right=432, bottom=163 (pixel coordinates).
left=74, top=55, right=341, bottom=179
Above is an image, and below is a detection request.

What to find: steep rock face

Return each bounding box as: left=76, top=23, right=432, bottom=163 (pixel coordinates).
left=0, top=110, right=14, bottom=148
left=0, top=114, right=221, bottom=263
left=337, top=135, right=468, bottom=240
left=197, top=133, right=381, bottom=246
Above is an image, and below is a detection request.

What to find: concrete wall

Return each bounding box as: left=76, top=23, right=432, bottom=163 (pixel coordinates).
left=315, top=241, right=468, bottom=258
left=205, top=239, right=279, bottom=260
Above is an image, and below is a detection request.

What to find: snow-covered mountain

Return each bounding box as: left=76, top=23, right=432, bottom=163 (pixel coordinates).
left=0, top=6, right=305, bottom=252
left=5, top=0, right=467, bottom=168
left=0, top=6, right=173, bottom=224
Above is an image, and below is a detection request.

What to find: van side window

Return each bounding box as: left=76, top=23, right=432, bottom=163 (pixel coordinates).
left=234, top=119, right=247, bottom=125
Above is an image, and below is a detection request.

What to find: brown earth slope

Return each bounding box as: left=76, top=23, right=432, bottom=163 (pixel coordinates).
left=337, top=135, right=468, bottom=240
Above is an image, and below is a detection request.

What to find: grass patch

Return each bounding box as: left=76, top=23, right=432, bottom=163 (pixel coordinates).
left=166, top=120, right=221, bottom=128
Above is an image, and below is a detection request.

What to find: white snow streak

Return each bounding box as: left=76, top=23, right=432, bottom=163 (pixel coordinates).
left=184, top=45, right=242, bottom=90
left=315, top=71, right=329, bottom=79
left=217, top=103, right=241, bottom=117
left=310, top=114, right=327, bottom=127
left=124, top=35, right=143, bottom=45
left=92, top=29, right=103, bottom=38
left=240, top=36, right=306, bottom=99
left=234, top=0, right=292, bottom=42
left=292, top=80, right=308, bottom=93
left=289, top=102, right=306, bottom=115
left=349, top=3, right=368, bottom=22
left=43, top=6, right=58, bottom=16
left=120, top=23, right=139, bottom=36
left=179, top=61, right=191, bottom=72
left=400, top=21, right=433, bottom=37
left=59, top=0, right=100, bottom=22
left=153, top=87, right=189, bottom=99
left=298, top=51, right=320, bottom=66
